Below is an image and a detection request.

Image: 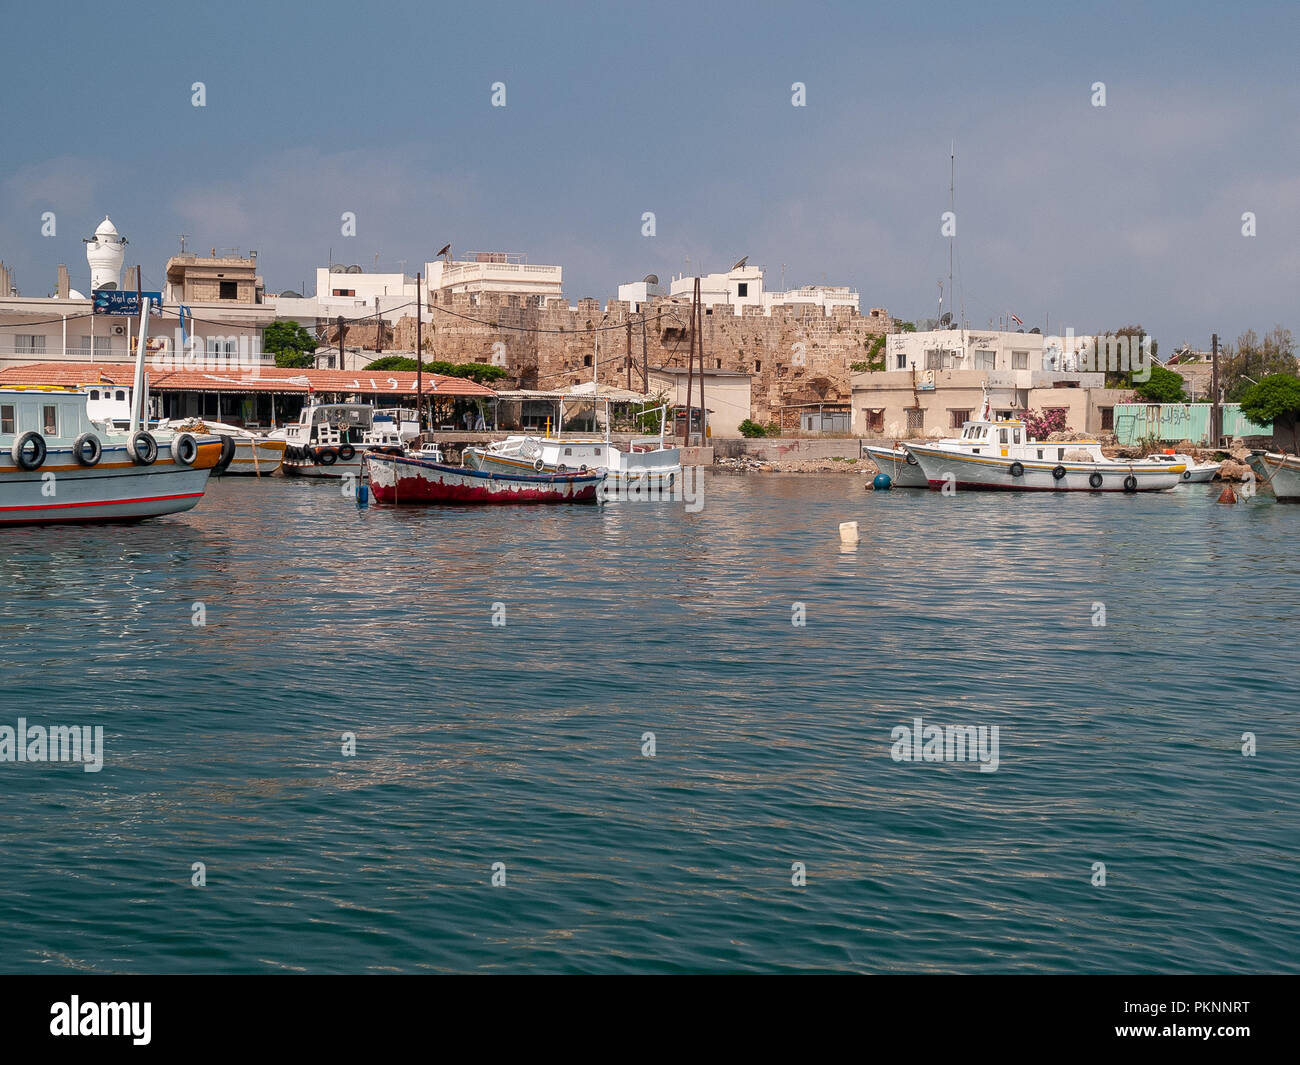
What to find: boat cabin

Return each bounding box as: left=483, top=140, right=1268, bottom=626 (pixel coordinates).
left=286, top=403, right=374, bottom=446
left=0, top=386, right=102, bottom=447
left=946, top=419, right=1105, bottom=462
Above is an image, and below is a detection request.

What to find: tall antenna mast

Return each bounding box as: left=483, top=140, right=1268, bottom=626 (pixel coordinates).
left=948, top=141, right=955, bottom=328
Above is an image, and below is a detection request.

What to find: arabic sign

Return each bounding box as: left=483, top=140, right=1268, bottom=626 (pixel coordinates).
left=92, top=290, right=164, bottom=316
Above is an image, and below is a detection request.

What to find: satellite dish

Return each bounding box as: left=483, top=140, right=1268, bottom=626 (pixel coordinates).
left=642, top=274, right=659, bottom=285
left=436, top=243, right=452, bottom=260
left=731, top=256, right=748, bottom=271
left=346, top=265, right=362, bottom=273
left=279, top=290, right=303, bottom=298
left=330, top=264, right=346, bottom=273
left=1029, top=326, right=1041, bottom=334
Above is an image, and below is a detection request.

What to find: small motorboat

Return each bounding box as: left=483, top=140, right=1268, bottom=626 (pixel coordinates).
left=1144, top=450, right=1222, bottom=484
left=158, top=418, right=286, bottom=476
left=364, top=449, right=604, bottom=505
left=863, top=444, right=929, bottom=488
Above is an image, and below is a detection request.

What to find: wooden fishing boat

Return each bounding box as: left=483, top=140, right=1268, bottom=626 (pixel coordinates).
left=1247, top=451, right=1300, bottom=502
left=364, top=450, right=605, bottom=505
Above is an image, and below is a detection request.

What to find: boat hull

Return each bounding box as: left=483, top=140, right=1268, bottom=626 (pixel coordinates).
left=1248, top=452, right=1300, bottom=502
left=221, top=438, right=287, bottom=477
left=905, top=446, right=1184, bottom=492
left=365, top=452, right=604, bottom=504
left=864, top=445, right=929, bottom=488
left=464, top=444, right=682, bottom=488
left=0, top=440, right=220, bottom=525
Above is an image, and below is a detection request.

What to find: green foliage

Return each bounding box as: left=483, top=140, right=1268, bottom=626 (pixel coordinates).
left=1132, top=364, right=1187, bottom=404
left=264, top=320, right=317, bottom=368
left=1240, top=373, right=1300, bottom=450
left=1102, top=324, right=1157, bottom=386
left=897, top=321, right=917, bottom=333
left=363, top=356, right=508, bottom=384
left=1224, top=326, right=1297, bottom=401
left=738, top=418, right=767, bottom=438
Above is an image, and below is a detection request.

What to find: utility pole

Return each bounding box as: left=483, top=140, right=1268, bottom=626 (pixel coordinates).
left=1211, top=332, right=1221, bottom=446
left=416, top=272, right=423, bottom=431
left=375, top=296, right=382, bottom=353
left=337, top=315, right=345, bottom=370
left=697, top=282, right=706, bottom=445
left=641, top=314, right=649, bottom=392
left=626, top=317, right=633, bottom=391
left=685, top=281, right=697, bottom=446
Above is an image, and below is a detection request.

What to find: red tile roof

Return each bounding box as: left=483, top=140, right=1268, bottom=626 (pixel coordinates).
left=0, top=361, right=496, bottom=398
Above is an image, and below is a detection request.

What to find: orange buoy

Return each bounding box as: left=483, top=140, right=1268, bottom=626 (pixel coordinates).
left=1217, top=485, right=1238, bottom=504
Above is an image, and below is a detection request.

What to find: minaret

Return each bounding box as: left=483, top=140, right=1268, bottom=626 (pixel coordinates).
left=84, top=216, right=127, bottom=290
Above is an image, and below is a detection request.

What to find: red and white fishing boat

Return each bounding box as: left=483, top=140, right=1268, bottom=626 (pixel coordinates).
left=364, top=449, right=605, bottom=505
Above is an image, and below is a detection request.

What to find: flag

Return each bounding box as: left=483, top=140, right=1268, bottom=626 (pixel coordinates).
left=1009, top=313, right=1023, bottom=326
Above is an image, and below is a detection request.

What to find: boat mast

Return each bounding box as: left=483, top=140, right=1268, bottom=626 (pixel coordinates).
left=129, top=267, right=149, bottom=436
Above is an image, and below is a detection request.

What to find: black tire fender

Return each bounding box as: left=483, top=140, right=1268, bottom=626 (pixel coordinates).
left=318, top=448, right=338, bottom=466
left=1088, top=472, right=1104, bottom=490
left=1123, top=474, right=1139, bottom=493
left=73, top=432, right=102, bottom=467
left=1009, top=461, right=1025, bottom=478
left=130, top=431, right=158, bottom=466
left=214, top=435, right=237, bottom=473
left=1051, top=465, right=1067, bottom=481
left=11, top=431, right=46, bottom=471
left=339, top=444, right=356, bottom=461
left=172, top=432, right=199, bottom=467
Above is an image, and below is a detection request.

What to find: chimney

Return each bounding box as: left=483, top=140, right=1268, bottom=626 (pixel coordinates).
left=57, top=264, right=69, bottom=299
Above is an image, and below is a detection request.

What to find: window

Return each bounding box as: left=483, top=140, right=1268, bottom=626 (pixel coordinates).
left=583, top=354, right=592, bottom=367
left=1013, top=429, right=1023, bottom=444
left=737, top=283, right=748, bottom=297
left=1, top=405, right=14, bottom=434
left=866, top=409, right=884, bottom=433
left=564, top=447, right=572, bottom=455
left=116, top=390, right=126, bottom=401
left=754, top=360, right=762, bottom=373
left=1101, top=407, right=1114, bottom=430
left=925, top=350, right=942, bottom=370
left=715, top=359, right=722, bottom=369
left=332, top=288, right=356, bottom=297
left=219, top=280, right=238, bottom=300
left=43, top=405, right=57, bottom=436
left=896, top=353, right=907, bottom=370
left=996, top=410, right=1013, bottom=421
left=1000, top=428, right=1009, bottom=444
left=974, top=350, right=995, bottom=370
left=15, top=335, right=46, bottom=354
left=1012, top=350, right=1029, bottom=369
left=906, top=409, right=924, bottom=431
left=950, top=409, right=971, bottom=428
left=89, top=389, right=100, bottom=401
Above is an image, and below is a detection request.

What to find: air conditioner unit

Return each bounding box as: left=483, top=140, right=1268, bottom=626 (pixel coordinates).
left=112, top=325, right=126, bottom=336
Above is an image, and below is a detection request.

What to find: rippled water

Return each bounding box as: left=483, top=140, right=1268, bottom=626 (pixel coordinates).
left=0, top=473, right=1296, bottom=973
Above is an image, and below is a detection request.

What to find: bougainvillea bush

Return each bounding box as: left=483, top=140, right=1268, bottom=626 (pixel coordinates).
left=1020, top=407, right=1068, bottom=440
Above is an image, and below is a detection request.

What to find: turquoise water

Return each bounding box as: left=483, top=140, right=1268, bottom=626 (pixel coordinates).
left=0, top=473, right=1296, bottom=973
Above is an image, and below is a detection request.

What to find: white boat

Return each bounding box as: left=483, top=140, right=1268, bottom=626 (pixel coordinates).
left=1247, top=451, right=1300, bottom=502
left=0, top=384, right=227, bottom=524
left=282, top=402, right=405, bottom=479
left=463, top=404, right=682, bottom=488
left=158, top=418, right=286, bottom=477
left=1145, top=451, right=1222, bottom=484
left=904, top=418, right=1185, bottom=493
left=365, top=449, right=605, bottom=505
left=863, top=444, right=930, bottom=488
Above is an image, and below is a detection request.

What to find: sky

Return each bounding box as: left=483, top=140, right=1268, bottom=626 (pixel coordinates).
left=1, top=0, right=1297, bottom=351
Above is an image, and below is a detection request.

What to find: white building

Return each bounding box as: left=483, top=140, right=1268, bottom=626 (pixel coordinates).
left=880, top=329, right=1101, bottom=375
left=424, top=252, right=563, bottom=300
left=267, top=266, right=420, bottom=325
left=665, top=263, right=860, bottom=316
left=617, top=274, right=667, bottom=312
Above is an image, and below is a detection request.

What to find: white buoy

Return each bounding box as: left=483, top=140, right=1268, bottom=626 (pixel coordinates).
left=839, top=520, right=860, bottom=545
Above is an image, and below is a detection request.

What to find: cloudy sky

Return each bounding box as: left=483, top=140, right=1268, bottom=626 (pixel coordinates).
left=1, top=0, right=1296, bottom=350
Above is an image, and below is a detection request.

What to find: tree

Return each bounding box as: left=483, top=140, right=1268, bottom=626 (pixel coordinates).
left=1101, top=324, right=1157, bottom=387
left=1240, top=373, right=1300, bottom=452
left=1223, top=326, right=1297, bottom=401
left=1021, top=408, right=1068, bottom=439
left=263, top=320, right=317, bottom=369
left=738, top=419, right=767, bottom=438
left=1131, top=364, right=1187, bottom=404
left=363, top=356, right=508, bottom=384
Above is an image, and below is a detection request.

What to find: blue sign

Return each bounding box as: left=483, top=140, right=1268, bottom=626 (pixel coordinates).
left=93, top=290, right=164, bottom=316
